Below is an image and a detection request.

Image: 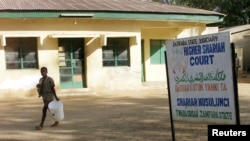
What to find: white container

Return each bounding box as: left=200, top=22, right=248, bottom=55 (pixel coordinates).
left=48, top=100, right=64, bottom=121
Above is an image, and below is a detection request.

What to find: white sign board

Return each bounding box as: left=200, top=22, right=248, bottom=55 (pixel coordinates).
left=166, top=32, right=237, bottom=124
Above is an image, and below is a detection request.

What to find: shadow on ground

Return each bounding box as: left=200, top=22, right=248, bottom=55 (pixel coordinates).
left=0, top=90, right=171, bottom=141
left=0, top=86, right=249, bottom=141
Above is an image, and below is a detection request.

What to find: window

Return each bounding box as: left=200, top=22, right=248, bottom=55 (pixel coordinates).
left=102, top=38, right=130, bottom=66
left=5, top=37, right=38, bottom=69
left=150, top=40, right=166, bottom=64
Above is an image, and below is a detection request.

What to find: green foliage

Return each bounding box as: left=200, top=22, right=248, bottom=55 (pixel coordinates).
left=219, top=0, right=250, bottom=27
left=152, top=0, right=250, bottom=27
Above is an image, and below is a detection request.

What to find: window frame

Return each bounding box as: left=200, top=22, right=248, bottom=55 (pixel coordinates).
left=102, top=37, right=130, bottom=67
left=5, top=37, right=38, bottom=69
left=150, top=39, right=166, bottom=64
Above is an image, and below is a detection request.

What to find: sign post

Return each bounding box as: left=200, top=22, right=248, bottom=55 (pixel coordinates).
left=165, top=51, right=176, bottom=141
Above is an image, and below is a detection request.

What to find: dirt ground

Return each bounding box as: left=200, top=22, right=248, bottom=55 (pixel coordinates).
left=0, top=77, right=250, bottom=141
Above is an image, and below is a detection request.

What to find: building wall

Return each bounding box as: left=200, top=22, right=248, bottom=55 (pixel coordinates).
left=85, top=35, right=142, bottom=91
left=141, top=26, right=218, bottom=82
left=0, top=18, right=218, bottom=97
left=231, top=31, right=250, bottom=73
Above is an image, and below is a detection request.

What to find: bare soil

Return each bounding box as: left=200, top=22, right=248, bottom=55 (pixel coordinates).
left=0, top=77, right=250, bottom=141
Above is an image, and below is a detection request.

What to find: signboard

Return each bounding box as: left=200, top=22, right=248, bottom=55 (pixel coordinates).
left=166, top=32, right=238, bottom=124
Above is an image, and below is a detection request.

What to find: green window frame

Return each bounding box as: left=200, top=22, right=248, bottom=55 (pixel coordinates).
left=150, top=40, right=166, bottom=64
left=102, top=38, right=130, bottom=67
left=5, top=37, right=38, bottom=69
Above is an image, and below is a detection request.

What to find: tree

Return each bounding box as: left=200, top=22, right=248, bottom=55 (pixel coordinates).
left=152, top=0, right=250, bottom=27
left=219, top=0, right=250, bottom=27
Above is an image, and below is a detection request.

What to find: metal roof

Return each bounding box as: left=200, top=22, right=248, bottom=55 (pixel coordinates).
left=0, top=0, right=225, bottom=23
left=0, top=0, right=224, bottom=15
left=220, top=24, right=250, bottom=34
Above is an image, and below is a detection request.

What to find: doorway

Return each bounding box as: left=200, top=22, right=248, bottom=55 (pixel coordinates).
left=58, top=38, right=86, bottom=88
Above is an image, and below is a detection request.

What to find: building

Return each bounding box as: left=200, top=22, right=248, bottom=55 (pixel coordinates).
left=220, top=24, right=250, bottom=75
left=0, top=0, right=225, bottom=97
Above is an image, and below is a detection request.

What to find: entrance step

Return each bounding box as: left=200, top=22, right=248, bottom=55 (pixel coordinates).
left=59, top=88, right=96, bottom=96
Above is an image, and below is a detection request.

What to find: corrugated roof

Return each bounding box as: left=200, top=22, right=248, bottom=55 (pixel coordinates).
left=220, top=24, right=250, bottom=34
left=0, top=0, right=224, bottom=16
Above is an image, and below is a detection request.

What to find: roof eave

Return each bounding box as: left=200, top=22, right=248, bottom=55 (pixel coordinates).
left=0, top=11, right=224, bottom=24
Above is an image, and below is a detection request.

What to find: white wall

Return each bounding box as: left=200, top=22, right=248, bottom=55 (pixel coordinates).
left=0, top=18, right=219, bottom=96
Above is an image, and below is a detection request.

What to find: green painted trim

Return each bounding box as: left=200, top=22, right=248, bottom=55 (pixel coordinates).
left=0, top=11, right=223, bottom=23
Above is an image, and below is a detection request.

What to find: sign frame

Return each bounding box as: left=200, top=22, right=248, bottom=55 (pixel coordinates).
left=165, top=32, right=240, bottom=125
